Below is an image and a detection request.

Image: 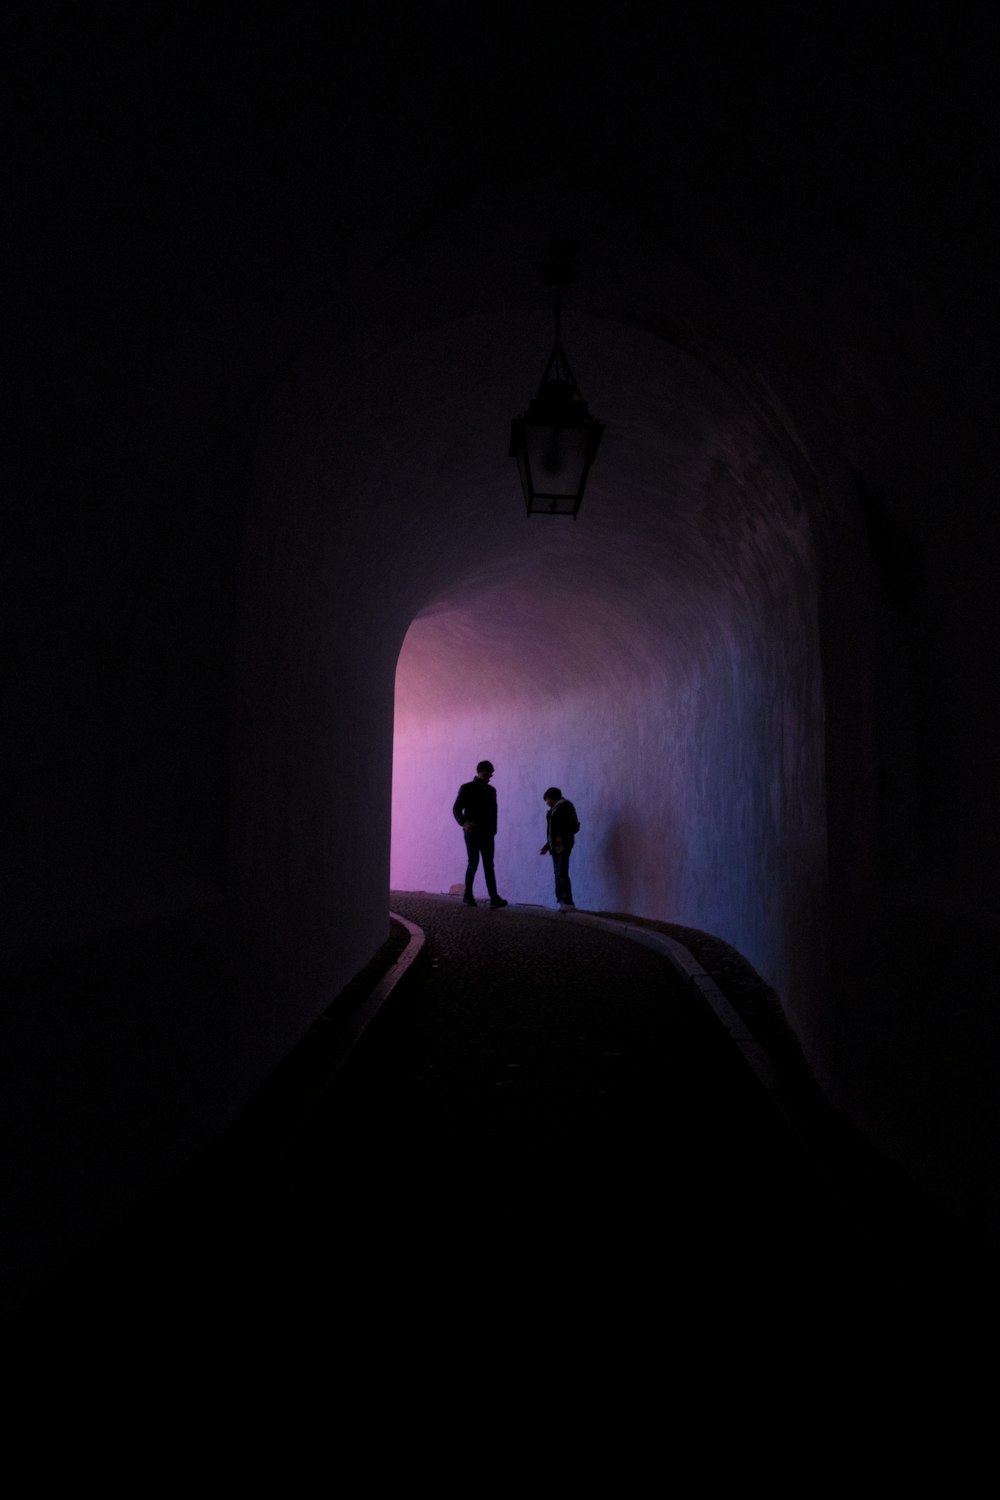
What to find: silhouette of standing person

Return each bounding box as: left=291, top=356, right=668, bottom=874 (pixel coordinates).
left=453, top=760, right=508, bottom=908
left=540, top=786, right=579, bottom=911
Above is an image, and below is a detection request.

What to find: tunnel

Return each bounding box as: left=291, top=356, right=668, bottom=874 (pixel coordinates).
left=232, top=184, right=842, bottom=1082
left=6, top=6, right=1000, bottom=1320
left=226, top=137, right=999, bottom=1247
left=388, top=308, right=829, bottom=1042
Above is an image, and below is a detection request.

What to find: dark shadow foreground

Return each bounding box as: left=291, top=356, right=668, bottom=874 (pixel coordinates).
left=6, top=894, right=982, bottom=1374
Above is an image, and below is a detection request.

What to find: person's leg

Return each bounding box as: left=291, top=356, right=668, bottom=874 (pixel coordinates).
left=560, top=851, right=574, bottom=907
left=480, top=832, right=499, bottom=899
left=463, top=831, right=481, bottom=900
left=553, top=849, right=574, bottom=906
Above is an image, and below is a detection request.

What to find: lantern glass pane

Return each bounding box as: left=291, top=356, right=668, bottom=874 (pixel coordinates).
left=523, top=423, right=589, bottom=499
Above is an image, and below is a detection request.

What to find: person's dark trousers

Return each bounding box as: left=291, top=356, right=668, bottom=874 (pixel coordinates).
left=551, top=849, right=573, bottom=906
left=464, top=830, right=499, bottom=900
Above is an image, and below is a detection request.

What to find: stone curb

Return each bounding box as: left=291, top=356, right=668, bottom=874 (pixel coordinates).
left=468, top=901, right=854, bottom=1212
left=509, top=904, right=780, bottom=1081
left=335, top=910, right=425, bottom=1068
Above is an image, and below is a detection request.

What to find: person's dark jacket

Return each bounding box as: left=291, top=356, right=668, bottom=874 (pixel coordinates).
left=453, top=778, right=498, bottom=835
left=545, top=798, right=579, bottom=852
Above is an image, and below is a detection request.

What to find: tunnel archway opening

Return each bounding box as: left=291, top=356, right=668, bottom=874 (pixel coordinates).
left=234, top=301, right=834, bottom=1089
left=381, top=310, right=830, bottom=1052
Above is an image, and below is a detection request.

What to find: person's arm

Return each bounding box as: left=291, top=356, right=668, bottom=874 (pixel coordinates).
left=558, top=802, right=578, bottom=841
left=453, top=787, right=470, bottom=829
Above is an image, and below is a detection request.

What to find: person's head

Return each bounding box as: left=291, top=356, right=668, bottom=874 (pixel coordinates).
left=543, top=786, right=562, bottom=806
left=476, top=760, right=495, bottom=781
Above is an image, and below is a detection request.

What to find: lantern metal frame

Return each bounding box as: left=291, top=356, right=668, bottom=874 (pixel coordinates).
left=509, top=281, right=604, bottom=518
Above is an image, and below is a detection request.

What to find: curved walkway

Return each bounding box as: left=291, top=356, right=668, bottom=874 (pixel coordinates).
left=9, top=891, right=972, bottom=1354
left=295, top=894, right=870, bottom=1263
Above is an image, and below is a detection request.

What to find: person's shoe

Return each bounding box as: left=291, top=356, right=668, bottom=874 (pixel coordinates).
left=462, top=894, right=477, bottom=906
left=559, top=902, right=576, bottom=911
left=489, top=897, right=508, bottom=909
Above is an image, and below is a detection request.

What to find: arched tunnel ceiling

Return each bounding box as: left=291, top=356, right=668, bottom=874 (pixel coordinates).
left=366, top=311, right=815, bottom=711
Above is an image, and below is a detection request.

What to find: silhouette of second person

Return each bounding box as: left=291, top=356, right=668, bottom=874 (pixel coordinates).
left=453, top=760, right=508, bottom=908
left=540, top=786, right=580, bottom=911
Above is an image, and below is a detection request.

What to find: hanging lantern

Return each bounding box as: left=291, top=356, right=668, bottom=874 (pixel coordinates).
left=509, top=280, right=604, bottom=518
